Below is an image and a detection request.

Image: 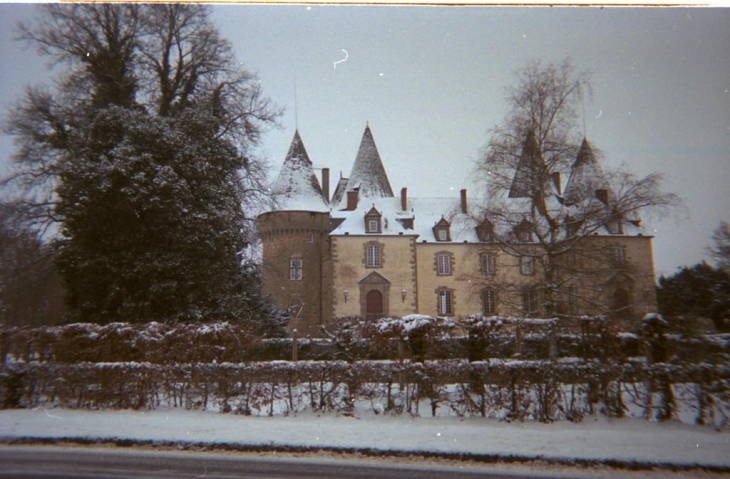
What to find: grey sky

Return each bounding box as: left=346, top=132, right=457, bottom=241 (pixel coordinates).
left=1, top=5, right=728, bottom=277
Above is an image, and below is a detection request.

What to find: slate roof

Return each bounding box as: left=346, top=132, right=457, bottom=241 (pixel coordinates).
left=269, top=130, right=329, bottom=212
left=338, top=125, right=394, bottom=208
left=563, top=138, right=610, bottom=206
left=509, top=130, right=548, bottom=199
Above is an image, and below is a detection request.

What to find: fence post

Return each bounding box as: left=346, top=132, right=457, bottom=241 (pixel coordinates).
left=548, top=323, right=558, bottom=360
left=292, top=329, right=298, bottom=362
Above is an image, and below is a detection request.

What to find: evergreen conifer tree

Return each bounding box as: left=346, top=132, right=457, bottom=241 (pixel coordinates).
left=3, top=5, right=279, bottom=323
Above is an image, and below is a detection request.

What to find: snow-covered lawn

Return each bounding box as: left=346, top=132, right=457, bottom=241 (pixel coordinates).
left=1, top=407, right=728, bottom=470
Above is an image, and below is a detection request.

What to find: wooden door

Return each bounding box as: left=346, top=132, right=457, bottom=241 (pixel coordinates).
left=366, top=290, right=383, bottom=320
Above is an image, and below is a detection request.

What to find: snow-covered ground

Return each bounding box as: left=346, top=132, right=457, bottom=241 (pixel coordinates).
left=1, top=407, right=728, bottom=471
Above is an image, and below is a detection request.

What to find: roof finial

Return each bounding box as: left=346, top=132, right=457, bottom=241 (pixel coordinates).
left=581, top=90, right=587, bottom=139
left=294, top=74, right=299, bottom=130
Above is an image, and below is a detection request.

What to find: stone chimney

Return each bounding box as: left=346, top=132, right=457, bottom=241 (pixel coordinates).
left=595, top=189, right=609, bottom=205
left=346, top=189, right=359, bottom=211
left=401, top=187, right=408, bottom=211
left=460, top=189, right=468, bottom=214
left=322, top=168, right=330, bottom=203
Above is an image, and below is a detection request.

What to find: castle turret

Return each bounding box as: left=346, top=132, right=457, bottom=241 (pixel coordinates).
left=563, top=138, right=610, bottom=206
left=258, top=131, right=332, bottom=335
left=509, top=129, right=547, bottom=199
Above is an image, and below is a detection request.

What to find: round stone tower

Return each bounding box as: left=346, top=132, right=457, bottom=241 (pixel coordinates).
left=258, top=131, right=332, bottom=335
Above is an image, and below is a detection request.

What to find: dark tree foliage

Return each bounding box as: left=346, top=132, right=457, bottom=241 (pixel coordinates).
left=3, top=5, right=279, bottom=323
left=657, top=262, right=730, bottom=332
left=0, top=204, right=65, bottom=326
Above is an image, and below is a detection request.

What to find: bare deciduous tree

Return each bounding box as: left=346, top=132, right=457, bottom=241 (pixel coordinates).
left=471, top=59, right=679, bottom=322
left=708, top=221, right=730, bottom=271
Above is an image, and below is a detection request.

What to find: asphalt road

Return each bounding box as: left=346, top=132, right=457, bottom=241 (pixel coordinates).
left=0, top=446, right=568, bottom=479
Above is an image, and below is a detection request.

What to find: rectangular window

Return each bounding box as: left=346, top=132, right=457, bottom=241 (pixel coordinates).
left=611, top=246, right=625, bottom=266
left=290, top=259, right=303, bottom=281
left=437, top=253, right=452, bottom=275
left=438, top=229, right=448, bottom=241
left=482, top=289, right=496, bottom=315
left=308, top=232, right=314, bottom=243
left=368, top=219, right=379, bottom=233
left=366, top=244, right=381, bottom=268
left=438, top=290, right=452, bottom=315
left=480, top=254, right=496, bottom=275
left=522, top=287, right=538, bottom=315
left=520, top=256, right=534, bottom=275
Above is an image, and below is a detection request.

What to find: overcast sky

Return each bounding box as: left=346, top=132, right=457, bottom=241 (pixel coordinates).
left=1, top=5, right=728, bottom=277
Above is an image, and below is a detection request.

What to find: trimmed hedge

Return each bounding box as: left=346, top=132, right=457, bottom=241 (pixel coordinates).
left=2, top=321, right=728, bottom=364
left=2, top=359, right=728, bottom=426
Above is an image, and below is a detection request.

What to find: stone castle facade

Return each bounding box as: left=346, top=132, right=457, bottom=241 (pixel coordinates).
left=258, top=125, right=658, bottom=336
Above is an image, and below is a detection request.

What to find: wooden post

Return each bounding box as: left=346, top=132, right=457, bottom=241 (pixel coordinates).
left=548, top=323, right=558, bottom=360
left=292, top=329, right=298, bottom=362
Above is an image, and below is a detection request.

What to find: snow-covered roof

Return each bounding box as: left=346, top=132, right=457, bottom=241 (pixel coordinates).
left=330, top=196, right=479, bottom=242
left=563, top=138, right=610, bottom=205
left=269, top=130, right=329, bottom=212
left=337, top=125, right=394, bottom=208
left=330, top=175, right=349, bottom=205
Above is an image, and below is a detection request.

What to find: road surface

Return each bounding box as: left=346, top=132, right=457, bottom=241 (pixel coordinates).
left=0, top=446, right=585, bottom=479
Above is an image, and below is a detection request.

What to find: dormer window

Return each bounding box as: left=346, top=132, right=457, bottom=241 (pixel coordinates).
left=518, top=230, right=533, bottom=242
left=514, top=219, right=534, bottom=243
left=476, top=219, right=495, bottom=242
left=365, top=207, right=382, bottom=233
left=433, top=217, right=451, bottom=242
left=606, top=217, right=623, bottom=234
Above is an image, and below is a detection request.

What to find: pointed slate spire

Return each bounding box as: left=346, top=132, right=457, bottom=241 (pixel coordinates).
left=509, top=130, right=547, bottom=199
left=342, top=124, right=394, bottom=203
left=271, top=130, right=329, bottom=212
left=563, top=138, right=609, bottom=205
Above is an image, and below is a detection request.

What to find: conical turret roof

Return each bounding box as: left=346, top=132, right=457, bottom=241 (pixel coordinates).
left=563, top=138, right=609, bottom=205
left=509, top=130, right=547, bottom=199
left=270, top=130, right=329, bottom=212
left=342, top=125, right=394, bottom=202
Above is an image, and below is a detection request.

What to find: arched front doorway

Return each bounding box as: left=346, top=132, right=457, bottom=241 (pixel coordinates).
left=366, top=290, right=383, bottom=320
left=358, top=271, right=391, bottom=320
